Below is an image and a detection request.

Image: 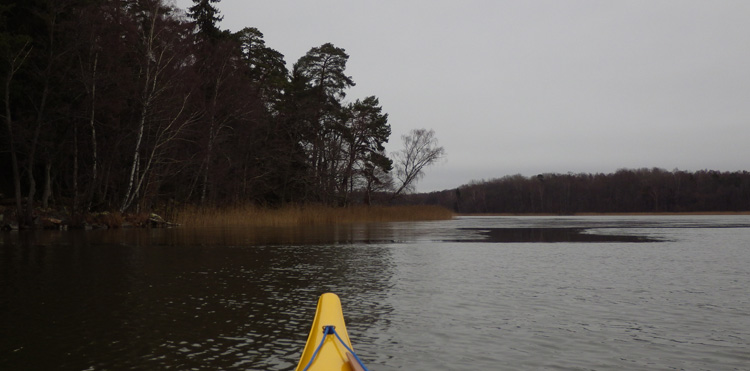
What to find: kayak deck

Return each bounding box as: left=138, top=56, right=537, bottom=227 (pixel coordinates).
left=295, top=293, right=368, bottom=371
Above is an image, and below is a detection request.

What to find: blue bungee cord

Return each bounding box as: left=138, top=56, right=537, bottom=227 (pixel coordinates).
left=300, top=325, right=370, bottom=371
left=328, top=326, right=370, bottom=371
left=300, top=326, right=332, bottom=371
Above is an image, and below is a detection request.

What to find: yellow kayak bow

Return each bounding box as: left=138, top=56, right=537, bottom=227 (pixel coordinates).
left=295, top=293, right=369, bottom=371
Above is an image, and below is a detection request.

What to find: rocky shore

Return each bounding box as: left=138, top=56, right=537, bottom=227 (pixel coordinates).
left=0, top=205, right=177, bottom=231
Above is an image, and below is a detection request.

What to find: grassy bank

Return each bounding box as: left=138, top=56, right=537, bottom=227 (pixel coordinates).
left=175, top=204, right=454, bottom=227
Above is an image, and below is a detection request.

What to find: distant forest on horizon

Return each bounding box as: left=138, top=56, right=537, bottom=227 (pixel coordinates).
left=401, top=168, right=750, bottom=214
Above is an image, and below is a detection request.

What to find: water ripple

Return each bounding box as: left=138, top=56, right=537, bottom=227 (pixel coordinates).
left=2, top=215, right=749, bottom=370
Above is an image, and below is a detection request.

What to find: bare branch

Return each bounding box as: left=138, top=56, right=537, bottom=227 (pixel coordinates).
left=392, top=128, right=445, bottom=197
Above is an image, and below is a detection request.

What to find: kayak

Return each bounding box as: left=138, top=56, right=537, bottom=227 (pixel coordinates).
left=295, top=293, right=369, bottom=371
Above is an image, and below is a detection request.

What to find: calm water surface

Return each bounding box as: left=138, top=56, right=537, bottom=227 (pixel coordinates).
left=2, top=216, right=749, bottom=370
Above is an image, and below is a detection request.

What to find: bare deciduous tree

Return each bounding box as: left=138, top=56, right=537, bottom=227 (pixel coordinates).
left=120, top=2, right=195, bottom=212
left=1, top=39, right=32, bottom=221
left=392, top=128, right=445, bottom=197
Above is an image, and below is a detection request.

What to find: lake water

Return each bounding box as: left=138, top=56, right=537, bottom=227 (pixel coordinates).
left=2, top=215, right=749, bottom=370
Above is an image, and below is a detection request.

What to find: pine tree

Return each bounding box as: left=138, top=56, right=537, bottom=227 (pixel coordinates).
left=188, top=0, right=222, bottom=39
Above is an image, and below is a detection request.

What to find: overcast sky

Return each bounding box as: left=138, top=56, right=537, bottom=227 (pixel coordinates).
left=175, top=0, right=750, bottom=192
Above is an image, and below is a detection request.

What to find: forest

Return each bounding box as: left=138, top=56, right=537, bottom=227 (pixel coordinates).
left=402, top=168, right=750, bottom=214
left=3, top=1, right=747, bottom=230
left=1, top=0, right=446, bottom=227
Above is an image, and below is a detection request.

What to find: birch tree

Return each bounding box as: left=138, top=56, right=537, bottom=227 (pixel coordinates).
left=392, top=128, right=445, bottom=197
left=120, top=1, right=195, bottom=212
left=1, top=36, right=32, bottom=221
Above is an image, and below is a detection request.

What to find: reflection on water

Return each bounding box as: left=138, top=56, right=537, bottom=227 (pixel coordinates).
left=455, top=227, right=661, bottom=242
left=2, top=215, right=750, bottom=370
left=0, top=224, right=402, bottom=247
left=0, top=229, right=396, bottom=370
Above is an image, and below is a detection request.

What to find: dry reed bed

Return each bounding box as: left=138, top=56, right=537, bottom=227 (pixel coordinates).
left=175, top=204, right=454, bottom=227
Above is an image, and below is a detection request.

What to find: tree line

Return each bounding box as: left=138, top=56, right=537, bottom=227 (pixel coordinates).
left=0, top=0, right=444, bottom=226
left=400, top=168, right=750, bottom=214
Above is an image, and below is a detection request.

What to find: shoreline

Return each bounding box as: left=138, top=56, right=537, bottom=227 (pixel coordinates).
left=456, top=211, right=750, bottom=217
left=4, top=206, right=748, bottom=231
left=175, top=204, right=454, bottom=227
left=0, top=204, right=455, bottom=230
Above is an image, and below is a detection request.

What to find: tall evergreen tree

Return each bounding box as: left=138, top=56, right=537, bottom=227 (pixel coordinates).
left=188, top=0, right=222, bottom=40
left=339, top=96, right=392, bottom=204
left=292, top=43, right=355, bottom=202
left=235, top=27, right=288, bottom=111
left=295, top=43, right=354, bottom=102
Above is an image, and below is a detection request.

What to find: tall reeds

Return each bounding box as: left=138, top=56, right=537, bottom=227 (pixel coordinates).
left=174, top=204, right=453, bottom=227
